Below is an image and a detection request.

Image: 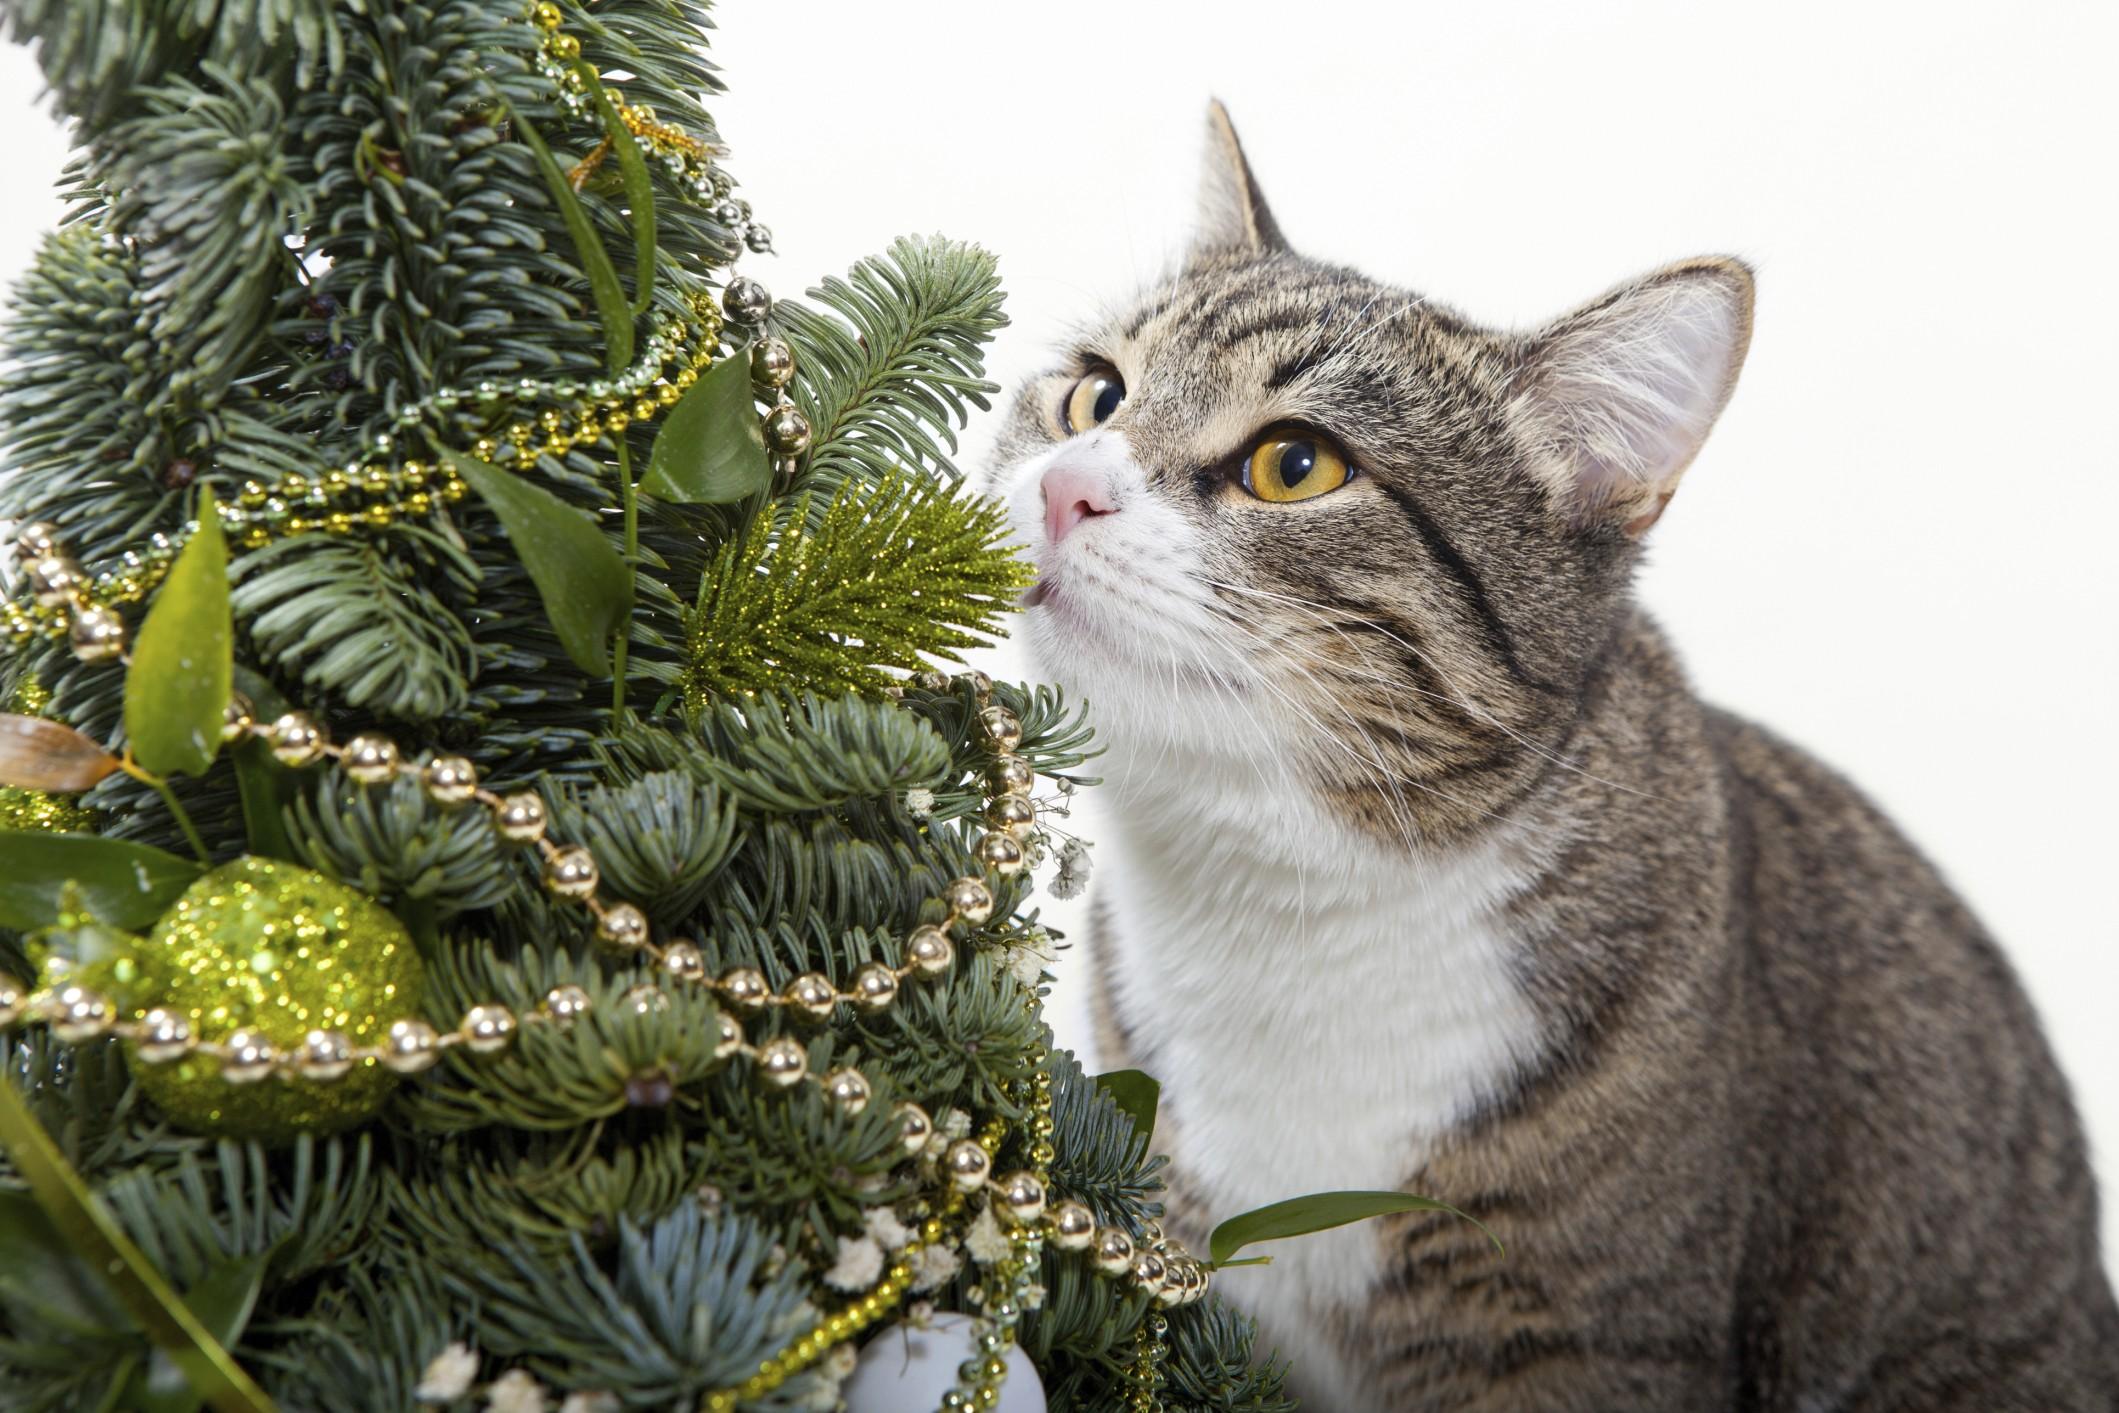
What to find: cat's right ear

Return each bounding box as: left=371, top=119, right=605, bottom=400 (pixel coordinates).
left=1510, top=258, right=1755, bottom=537
left=1190, top=100, right=1288, bottom=261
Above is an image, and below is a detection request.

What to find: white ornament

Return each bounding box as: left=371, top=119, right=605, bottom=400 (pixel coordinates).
left=841, top=1312, right=1044, bottom=1413
left=414, top=1342, right=481, bottom=1402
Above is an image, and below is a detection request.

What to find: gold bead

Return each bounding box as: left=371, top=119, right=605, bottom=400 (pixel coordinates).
left=441, top=477, right=467, bottom=503
left=977, top=705, right=1022, bottom=752
left=28, top=554, right=84, bottom=607
left=14, top=520, right=60, bottom=559
left=991, top=755, right=1035, bottom=796
left=942, top=877, right=994, bottom=925
left=975, top=830, right=1024, bottom=876
left=494, top=792, right=548, bottom=843
left=605, top=410, right=629, bottom=432
left=823, top=1066, right=872, bottom=1114
left=713, top=1009, right=744, bottom=1060
left=68, top=604, right=127, bottom=662
left=322, top=512, right=356, bottom=535
left=1047, top=1200, right=1096, bottom=1251
left=661, top=939, right=706, bottom=982
left=544, top=984, right=592, bottom=1021
left=631, top=398, right=656, bottom=421
left=904, top=925, right=953, bottom=977
left=459, top=1004, right=517, bottom=1053
left=596, top=902, right=649, bottom=949
left=674, top=368, right=697, bottom=389
left=718, top=967, right=770, bottom=1011
left=1093, top=1226, right=1135, bottom=1275
left=783, top=972, right=836, bottom=1020
left=895, top=1102, right=934, bottom=1156
left=295, top=1028, right=355, bottom=1080
left=218, top=1029, right=279, bottom=1083
left=750, top=337, right=795, bottom=389
left=421, top=755, right=479, bottom=805
left=269, top=712, right=328, bottom=766
left=986, top=794, right=1036, bottom=837
left=242, top=526, right=270, bottom=549
left=943, top=1139, right=992, bottom=1192
left=531, top=0, right=562, bottom=28
left=360, top=464, right=392, bottom=494
left=544, top=845, right=600, bottom=898
left=473, top=438, right=497, bottom=460
left=49, top=984, right=113, bottom=1042
left=221, top=697, right=254, bottom=743
left=756, top=1035, right=807, bottom=1088
left=342, top=732, right=400, bottom=784
left=363, top=503, right=393, bottom=528
left=403, top=491, right=434, bottom=515
left=850, top=962, right=898, bottom=1011
left=997, top=1170, right=1046, bottom=1225
left=134, top=1007, right=193, bottom=1063
left=1131, top=1250, right=1168, bottom=1295
left=656, top=382, right=680, bottom=406
left=383, top=1018, right=441, bottom=1072
left=549, top=30, right=580, bottom=58
left=763, top=404, right=811, bottom=456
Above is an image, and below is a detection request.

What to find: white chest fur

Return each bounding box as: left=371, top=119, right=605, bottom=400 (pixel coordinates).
left=1097, top=752, right=1546, bottom=1411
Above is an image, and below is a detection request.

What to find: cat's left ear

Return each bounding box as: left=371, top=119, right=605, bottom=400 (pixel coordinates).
left=1191, top=100, right=1288, bottom=261
left=1511, top=258, right=1755, bottom=536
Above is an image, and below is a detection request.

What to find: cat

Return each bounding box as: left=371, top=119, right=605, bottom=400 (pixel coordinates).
left=988, top=102, right=2119, bottom=1411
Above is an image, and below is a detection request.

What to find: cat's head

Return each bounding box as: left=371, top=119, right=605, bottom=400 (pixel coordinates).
left=991, top=103, right=1753, bottom=844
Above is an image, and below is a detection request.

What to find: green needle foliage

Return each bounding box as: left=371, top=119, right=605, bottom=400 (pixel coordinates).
left=0, top=1, right=1288, bottom=1409
left=683, top=470, right=1033, bottom=707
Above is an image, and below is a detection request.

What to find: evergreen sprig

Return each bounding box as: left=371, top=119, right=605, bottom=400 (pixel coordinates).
left=683, top=470, right=1033, bottom=706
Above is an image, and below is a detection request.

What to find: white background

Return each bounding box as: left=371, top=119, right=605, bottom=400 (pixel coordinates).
left=2, top=1, right=2112, bottom=1266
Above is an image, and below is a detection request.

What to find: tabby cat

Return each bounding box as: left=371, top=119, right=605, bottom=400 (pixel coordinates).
left=988, top=103, right=2118, bottom=1411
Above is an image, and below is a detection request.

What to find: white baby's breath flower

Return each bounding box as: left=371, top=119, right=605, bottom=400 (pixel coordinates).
left=486, top=1370, right=547, bottom=1413
left=1022, top=1281, right=1047, bottom=1311
left=864, top=1205, right=914, bottom=1251
left=823, top=1235, right=885, bottom=1291
left=910, top=1242, right=962, bottom=1292
left=964, top=1203, right=1011, bottom=1265
left=414, top=1342, right=480, bottom=1403
left=905, top=787, right=936, bottom=817
left=557, top=1394, right=620, bottom=1413
left=1002, top=929, right=1058, bottom=987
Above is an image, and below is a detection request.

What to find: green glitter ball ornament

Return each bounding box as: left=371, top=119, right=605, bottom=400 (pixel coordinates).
left=128, top=856, right=425, bottom=1142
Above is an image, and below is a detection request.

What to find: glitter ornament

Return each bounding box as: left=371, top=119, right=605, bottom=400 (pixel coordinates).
left=127, top=857, right=426, bottom=1141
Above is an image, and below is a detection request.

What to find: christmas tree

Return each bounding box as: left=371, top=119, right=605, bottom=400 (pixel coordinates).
left=0, top=2, right=1297, bottom=1408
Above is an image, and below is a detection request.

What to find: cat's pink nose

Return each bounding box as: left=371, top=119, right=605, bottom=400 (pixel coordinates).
left=1042, top=463, right=1117, bottom=544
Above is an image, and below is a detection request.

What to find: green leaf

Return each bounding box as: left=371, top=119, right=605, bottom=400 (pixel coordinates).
left=510, top=106, right=633, bottom=374
left=0, top=831, right=202, bottom=931
left=440, top=450, right=628, bottom=677
left=126, top=1251, right=272, bottom=1413
left=1094, top=1068, right=1160, bottom=1147
left=638, top=350, right=771, bottom=505
left=228, top=668, right=295, bottom=860
left=573, top=60, right=656, bottom=316
left=0, top=1083, right=276, bottom=1413
left=0, top=1190, right=129, bottom=1335
left=1208, top=1190, right=1501, bottom=1268
left=124, top=488, right=231, bottom=778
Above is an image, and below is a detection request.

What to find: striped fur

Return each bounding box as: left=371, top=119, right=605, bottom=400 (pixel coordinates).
left=988, top=104, right=2118, bottom=1410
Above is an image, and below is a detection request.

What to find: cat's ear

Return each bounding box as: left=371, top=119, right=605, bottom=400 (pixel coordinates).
left=1191, top=100, right=1287, bottom=260
left=1511, top=258, right=1755, bottom=536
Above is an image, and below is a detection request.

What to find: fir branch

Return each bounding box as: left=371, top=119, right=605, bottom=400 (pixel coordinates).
left=771, top=234, right=1009, bottom=499
left=232, top=527, right=479, bottom=722
left=682, top=470, right=1032, bottom=706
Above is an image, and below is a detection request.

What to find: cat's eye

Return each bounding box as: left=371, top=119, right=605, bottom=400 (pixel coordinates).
left=1241, top=428, right=1352, bottom=503
left=1062, top=366, right=1126, bottom=434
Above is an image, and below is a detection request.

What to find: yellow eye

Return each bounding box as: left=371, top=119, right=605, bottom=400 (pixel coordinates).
left=1062, top=366, right=1126, bottom=434
left=1242, top=429, right=1351, bottom=503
